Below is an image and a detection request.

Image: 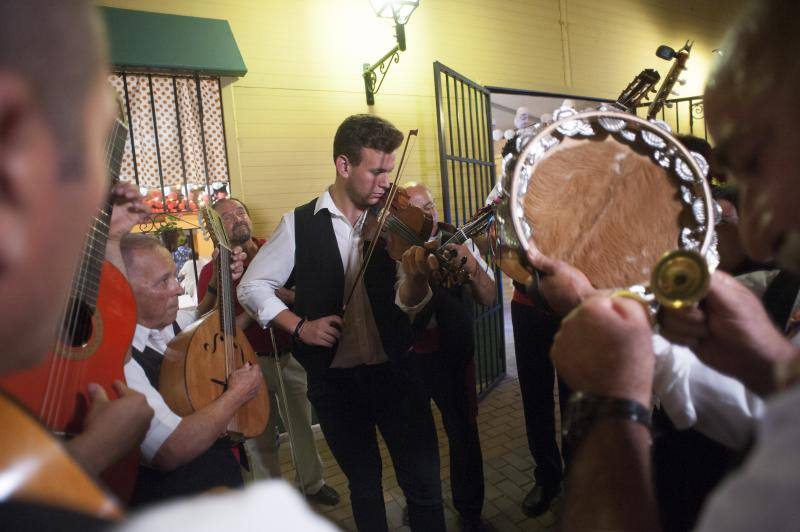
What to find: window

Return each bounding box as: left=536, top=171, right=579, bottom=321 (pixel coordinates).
left=109, top=72, right=231, bottom=213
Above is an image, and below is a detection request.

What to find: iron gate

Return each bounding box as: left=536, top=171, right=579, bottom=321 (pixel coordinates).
left=635, top=96, right=706, bottom=139
left=433, top=61, right=506, bottom=397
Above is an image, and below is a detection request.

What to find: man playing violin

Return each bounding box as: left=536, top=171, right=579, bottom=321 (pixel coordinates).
left=120, top=233, right=264, bottom=506
left=196, top=197, right=340, bottom=507
left=403, top=183, right=495, bottom=531
left=238, top=114, right=446, bottom=532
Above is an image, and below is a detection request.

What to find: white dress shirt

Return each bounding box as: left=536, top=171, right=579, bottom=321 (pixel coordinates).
left=696, top=383, right=800, bottom=531
left=124, top=324, right=183, bottom=463
left=651, top=269, right=800, bottom=450
left=652, top=334, right=765, bottom=450
left=119, top=480, right=337, bottom=532
left=238, top=188, right=431, bottom=368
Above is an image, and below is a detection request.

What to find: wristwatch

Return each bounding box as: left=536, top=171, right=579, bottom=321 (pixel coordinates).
left=563, top=391, right=652, bottom=448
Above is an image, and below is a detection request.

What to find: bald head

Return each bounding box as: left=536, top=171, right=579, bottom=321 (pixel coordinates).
left=406, top=183, right=439, bottom=238
left=707, top=1, right=800, bottom=114
left=121, top=234, right=183, bottom=329
left=704, top=0, right=800, bottom=271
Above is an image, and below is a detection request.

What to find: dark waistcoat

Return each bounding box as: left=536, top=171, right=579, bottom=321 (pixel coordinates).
left=292, top=198, right=413, bottom=391
left=414, top=281, right=475, bottom=363
left=762, top=270, right=800, bottom=330
left=413, top=226, right=475, bottom=362
left=129, top=344, right=243, bottom=508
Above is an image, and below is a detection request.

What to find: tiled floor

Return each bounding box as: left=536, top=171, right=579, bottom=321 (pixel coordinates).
left=275, top=277, right=563, bottom=531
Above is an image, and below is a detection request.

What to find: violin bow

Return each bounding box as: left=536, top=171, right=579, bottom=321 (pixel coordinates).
left=342, top=128, right=418, bottom=310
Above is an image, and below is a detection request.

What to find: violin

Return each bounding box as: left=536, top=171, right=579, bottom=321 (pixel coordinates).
left=362, top=185, right=473, bottom=287
left=362, top=184, right=431, bottom=258
left=347, top=128, right=482, bottom=305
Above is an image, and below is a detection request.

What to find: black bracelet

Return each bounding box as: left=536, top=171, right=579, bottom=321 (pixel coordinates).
left=293, top=317, right=307, bottom=343
left=207, top=285, right=217, bottom=296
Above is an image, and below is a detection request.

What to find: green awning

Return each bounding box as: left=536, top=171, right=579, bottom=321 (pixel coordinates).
left=99, top=7, right=247, bottom=77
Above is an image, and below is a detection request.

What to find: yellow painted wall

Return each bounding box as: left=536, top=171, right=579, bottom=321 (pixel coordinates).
left=97, top=0, right=746, bottom=237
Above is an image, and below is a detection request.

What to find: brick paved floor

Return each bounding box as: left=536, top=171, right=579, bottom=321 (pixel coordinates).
left=273, top=277, right=564, bottom=531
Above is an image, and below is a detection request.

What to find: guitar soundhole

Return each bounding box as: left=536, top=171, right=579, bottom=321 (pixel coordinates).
left=61, top=299, right=94, bottom=347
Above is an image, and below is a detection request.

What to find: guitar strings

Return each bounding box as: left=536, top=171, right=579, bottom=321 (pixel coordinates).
left=43, top=119, right=125, bottom=429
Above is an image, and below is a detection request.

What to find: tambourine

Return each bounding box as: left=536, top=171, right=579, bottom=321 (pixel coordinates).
left=491, top=102, right=719, bottom=304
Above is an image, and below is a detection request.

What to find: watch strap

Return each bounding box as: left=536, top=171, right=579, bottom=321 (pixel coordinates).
left=564, top=391, right=652, bottom=448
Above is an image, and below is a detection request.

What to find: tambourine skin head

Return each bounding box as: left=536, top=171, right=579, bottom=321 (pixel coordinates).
left=504, top=106, right=716, bottom=295
left=651, top=249, right=710, bottom=309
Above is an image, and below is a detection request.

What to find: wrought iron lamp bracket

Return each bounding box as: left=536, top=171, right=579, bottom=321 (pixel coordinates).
left=363, top=23, right=407, bottom=105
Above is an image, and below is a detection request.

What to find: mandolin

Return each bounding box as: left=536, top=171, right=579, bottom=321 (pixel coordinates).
left=0, top=105, right=139, bottom=501
left=159, top=207, right=269, bottom=440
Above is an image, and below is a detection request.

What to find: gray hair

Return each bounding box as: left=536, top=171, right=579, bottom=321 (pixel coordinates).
left=120, top=233, right=166, bottom=271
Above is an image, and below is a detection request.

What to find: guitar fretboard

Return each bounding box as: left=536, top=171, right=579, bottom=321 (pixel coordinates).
left=69, top=117, right=128, bottom=310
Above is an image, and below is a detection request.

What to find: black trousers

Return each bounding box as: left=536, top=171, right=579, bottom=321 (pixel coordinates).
left=652, top=408, right=737, bottom=531
left=510, top=301, right=570, bottom=488
left=131, top=445, right=244, bottom=508
left=414, top=351, right=484, bottom=522
left=310, top=360, right=446, bottom=532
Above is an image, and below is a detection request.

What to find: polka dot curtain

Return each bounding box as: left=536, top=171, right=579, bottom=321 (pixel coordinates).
left=109, top=73, right=230, bottom=212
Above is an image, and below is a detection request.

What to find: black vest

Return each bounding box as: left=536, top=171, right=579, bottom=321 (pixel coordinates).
left=129, top=344, right=243, bottom=508
left=292, top=198, right=413, bottom=390
left=762, top=270, right=800, bottom=330
left=414, top=277, right=475, bottom=364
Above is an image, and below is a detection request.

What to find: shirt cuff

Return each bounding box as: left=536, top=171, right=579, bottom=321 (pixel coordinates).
left=395, top=285, right=433, bottom=322
left=141, top=409, right=182, bottom=464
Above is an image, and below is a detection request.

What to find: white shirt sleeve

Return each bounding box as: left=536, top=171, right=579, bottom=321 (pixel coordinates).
left=124, top=358, right=182, bottom=463
left=238, top=214, right=296, bottom=328
left=465, top=238, right=495, bottom=283
left=394, top=261, right=433, bottom=322
left=118, top=480, right=338, bottom=532
left=652, top=334, right=764, bottom=450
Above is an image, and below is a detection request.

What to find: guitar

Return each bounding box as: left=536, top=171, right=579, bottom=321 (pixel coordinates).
left=0, top=393, right=122, bottom=519
left=647, top=40, right=693, bottom=119
left=0, top=105, right=139, bottom=501
left=612, top=68, right=660, bottom=113
left=159, top=207, right=269, bottom=440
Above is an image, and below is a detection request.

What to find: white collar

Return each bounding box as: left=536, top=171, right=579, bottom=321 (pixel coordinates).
left=314, top=188, right=346, bottom=219
left=132, top=324, right=153, bottom=353
left=314, top=187, right=367, bottom=230
left=132, top=323, right=176, bottom=354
